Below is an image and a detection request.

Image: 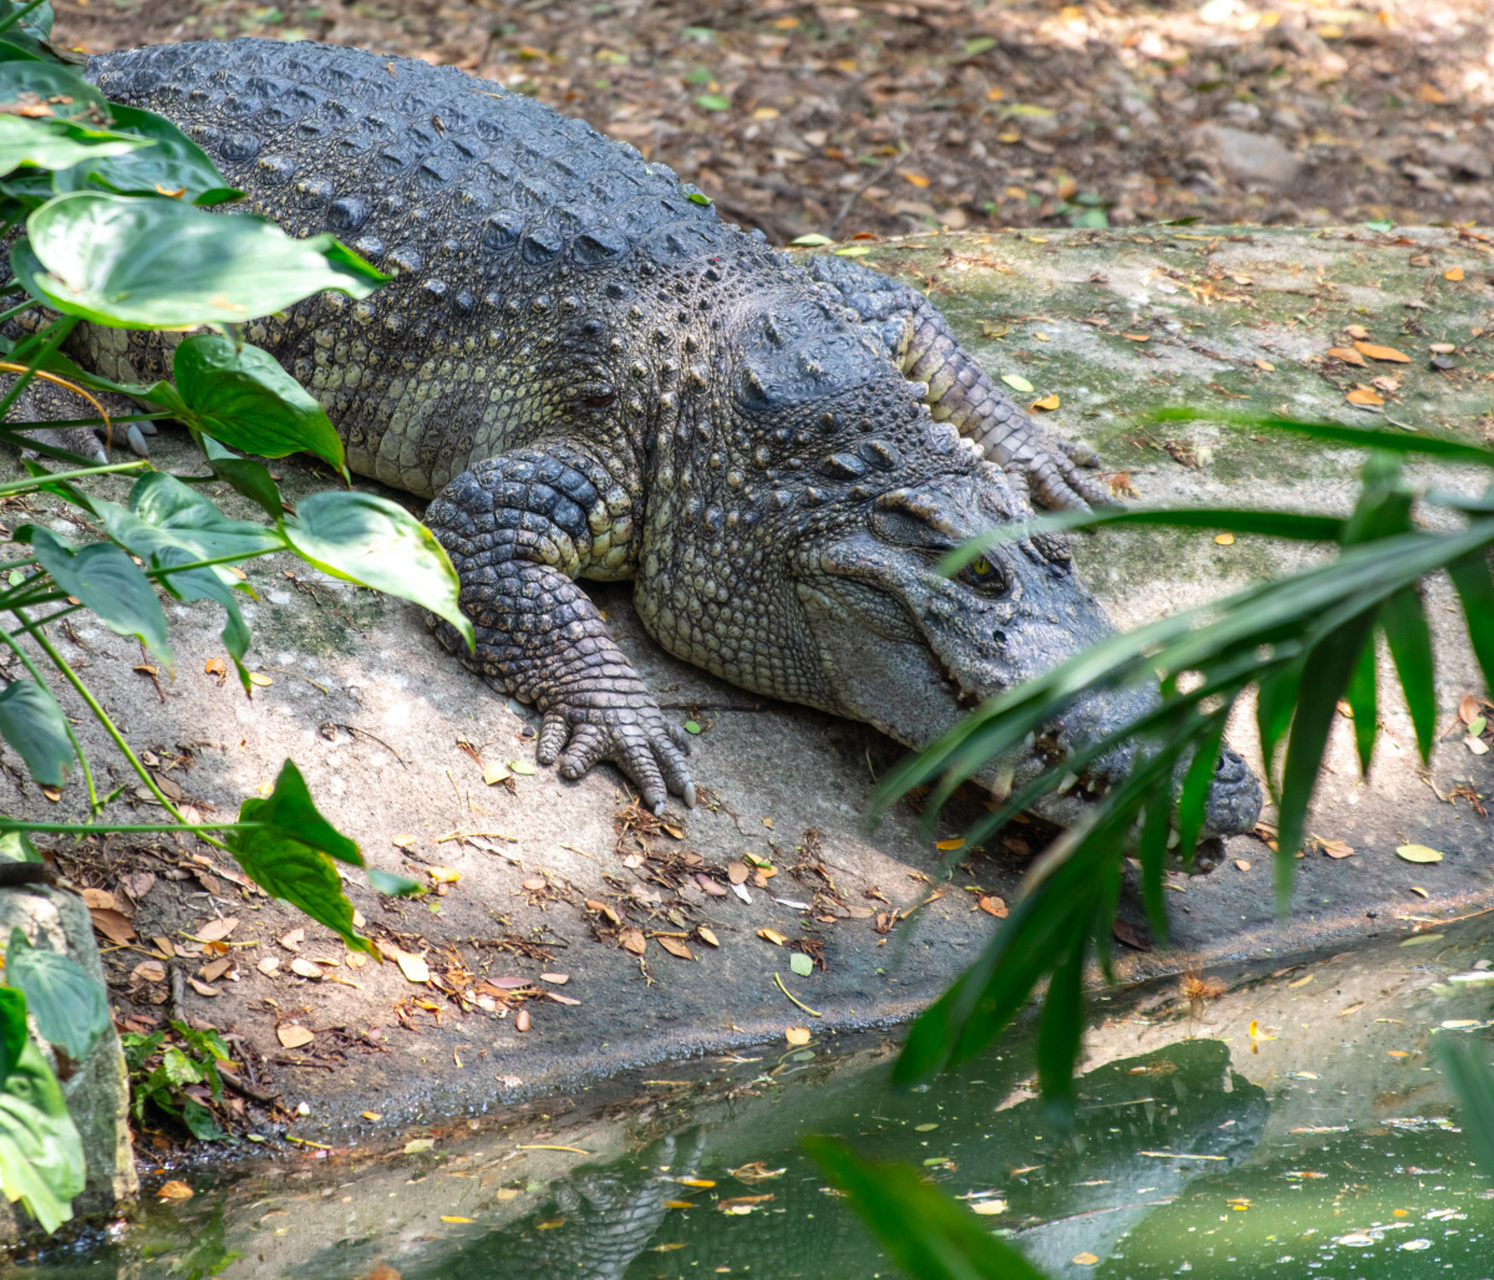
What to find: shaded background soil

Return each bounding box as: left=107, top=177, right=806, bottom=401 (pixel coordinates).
left=50, top=0, right=1494, bottom=243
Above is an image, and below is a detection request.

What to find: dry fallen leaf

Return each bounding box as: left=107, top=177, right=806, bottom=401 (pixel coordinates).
left=1320, top=839, right=1355, bottom=859
left=1445, top=266, right=1465, bottom=282
left=1353, top=341, right=1411, bottom=363
left=1326, top=346, right=1367, bottom=366
left=482, top=761, right=511, bottom=785
left=1072, top=1254, right=1100, bottom=1266
left=1254, top=358, right=1275, bottom=371
left=1234, top=859, right=1251, bottom=871
left=156, top=1180, right=194, bottom=1200
left=80, top=888, right=116, bottom=911
left=258, top=955, right=280, bottom=975
left=540, top=972, right=568, bottom=984
left=1214, top=532, right=1234, bottom=546
left=1120, top=332, right=1149, bottom=342
left=758, top=928, right=787, bottom=946
left=396, top=950, right=431, bottom=983
left=278, top=928, right=304, bottom=951
left=204, top=657, right=226, bottom=677
left=785, top=1027, right=811, bottom=1046
left=1346, top=386, right=1385, bottom=406
left=978, top=896, right=1008, bottom=918
left=897, top=168, right=930, bottom=188
left=657, top=936, right=693, bottom=960
left=277, top=1025, right=315, bottom=1049
left=521, top=876, right=547, bottom=892
left=195, top=917, right=238, bottom=943
left=1344, top=323, right=1371, bottom=340
left=515, top=1008, right=530, bottom=1032
left=131, top=960, right=167, bottom=985
left=1030, top=394, right=1061, bottom=411
left=696, top=926, right=720, bottom=948
left=291, top=958, right=324, bottom=980
left=727, top=861, right=750, bottom=885
left=89, top=909, right=136, bottom=945
left=618, top=927, right=647, bottom=956
left=427, top=866, right=461, bottom=884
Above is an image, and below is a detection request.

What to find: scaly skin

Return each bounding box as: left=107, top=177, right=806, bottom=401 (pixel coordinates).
left=67, top=39, right=1261, bottom=833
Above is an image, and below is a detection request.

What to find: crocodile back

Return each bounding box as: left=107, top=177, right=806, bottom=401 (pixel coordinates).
left=85, top=39, right=763, bottom=496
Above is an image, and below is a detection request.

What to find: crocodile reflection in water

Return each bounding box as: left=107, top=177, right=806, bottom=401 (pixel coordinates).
left=369, top=1041, right=1265, bottom=1280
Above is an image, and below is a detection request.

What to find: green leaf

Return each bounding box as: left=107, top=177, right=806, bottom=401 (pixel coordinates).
left=1175, top=713, right=1227, bottom=866
left=0, top=1, right=56, bottom=43
left=1276, top=611, right=1377, bottom=907
left=0, top=1020, right=83, bottom=1234
left=3, top=927, right=107, bottom=1062
left=1436, top=1037, right=1494, bottom=1182
left=237, top=758, right=359, bottom=867
left=1449, top=549, right=1494, bottom=704
left=0, top=58, right=106, bottom=120
left=53, top=102, right=240, bottom=206
left=1343, top=627, right=1378, bottom=776
left=790, top=233, right=835, bottom=247
left=1147, top=408, right=1494, bottom=470
left=226, top=760, right=373, bottom=955
left=0, top=677, right=70, bottom=787
left=0, top=830, right=40, bottom=864
left=0, top=116, right=147, bottom=176
left=180, top=1098, right=226, bottom=1142
left=1000, top=373, right=1034, bottom=394
left=173, top=335, right=346, bottom=476
left=160, top=1045, right=202, bottom=1088
left=282, top=491, right=472, bottom=649
left=13, top=190, right=387, bottom=329
left=0, top=988, right=27, bottom=1086
left=1379, top=585, right=1435, bottom=762
left=963, top=36, right=997, bottom=55
left=1365, top=217, right=1394, bottom=233
left=17, top=524, right=171, bottom=665
left=1255, top=663, right=1301, bottom=793
left=368, top=868, right=422, bottom=897
left=686, top=190, right=713, bottom=206
left=693, top=93, right=731, bottom=111
left=1137, top=796, right=1170, bottom=944
left=683, top=719, right=701, bottom=734
left=123, top=471, right=282, bottom=562
left=199, top=435, right=283, bottom=520
left=802, top=1136, right=1048, bottom=1280
left=1036, top=935, right=1085, bottom=1129
left=789, top=951, right=813, bottom=977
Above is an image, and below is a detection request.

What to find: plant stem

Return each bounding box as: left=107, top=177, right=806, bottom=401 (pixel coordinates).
left=0, top=614, right=99, bottom=810
left=0, top=458, right=150, bottom=496
left=0, top=819, right=260, bottom=836
left=0, top=297, right=38, bottom=328
left=23, top=610, right=230, bottom=848
left=6, top=412, right=171, bottom=430
left=0, top=317, right=76, bottom=425
left=0, top=0, right=49, bottom=36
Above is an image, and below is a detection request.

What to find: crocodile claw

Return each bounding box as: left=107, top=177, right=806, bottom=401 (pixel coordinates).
left=536, top=700, right=693, bottom=815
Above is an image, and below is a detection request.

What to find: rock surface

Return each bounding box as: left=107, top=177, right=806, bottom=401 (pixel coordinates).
left=1, top=224, right=1490, bottom=1135
left=0, top=886, right=137, bottom=1239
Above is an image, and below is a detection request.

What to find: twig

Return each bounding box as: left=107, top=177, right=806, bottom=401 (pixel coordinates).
left=774, top=971, right=822, bottom=1018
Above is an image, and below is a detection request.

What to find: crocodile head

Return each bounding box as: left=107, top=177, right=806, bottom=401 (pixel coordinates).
left=672, top=298, right=1263, bottom=839
left=792, top=459, right=1261, bottom=836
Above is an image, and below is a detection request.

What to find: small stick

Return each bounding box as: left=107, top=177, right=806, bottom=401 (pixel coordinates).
left=774, top=971, right=822, bottom=1018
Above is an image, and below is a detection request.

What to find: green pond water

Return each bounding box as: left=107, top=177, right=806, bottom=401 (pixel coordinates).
left=21, top=917, right=1494, bottom=1280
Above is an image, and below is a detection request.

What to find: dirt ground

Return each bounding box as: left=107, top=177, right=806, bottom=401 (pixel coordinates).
left=49, top=0, right=1494, bottom=243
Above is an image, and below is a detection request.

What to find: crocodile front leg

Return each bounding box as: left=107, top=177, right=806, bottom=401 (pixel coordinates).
left=803, top=255, right=1111, bottom=511
left=424, top=440, right=693, bottom=814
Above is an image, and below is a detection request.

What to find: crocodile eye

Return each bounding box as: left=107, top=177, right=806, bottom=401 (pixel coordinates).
left=962, top=555, right=1007, bottom=591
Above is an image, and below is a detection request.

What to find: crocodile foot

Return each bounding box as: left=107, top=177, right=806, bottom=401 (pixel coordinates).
left=536, top=695, right=695, bottom=815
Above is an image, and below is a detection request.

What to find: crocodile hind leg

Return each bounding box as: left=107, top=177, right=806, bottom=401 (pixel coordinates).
left=802, top=254, right=1110, bottom=511
left=423, top=438, right=693, bottom=815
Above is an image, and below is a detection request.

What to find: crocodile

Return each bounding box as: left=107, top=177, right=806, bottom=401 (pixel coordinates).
left=51, top=38, right=1259, bottom=835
